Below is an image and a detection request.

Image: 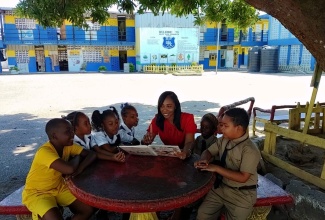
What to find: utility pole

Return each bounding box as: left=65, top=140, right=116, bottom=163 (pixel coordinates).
left=216, top=22, right=220, bottom=74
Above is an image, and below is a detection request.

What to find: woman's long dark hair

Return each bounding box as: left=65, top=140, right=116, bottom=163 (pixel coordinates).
left=156, top=91, right=182, bottom=131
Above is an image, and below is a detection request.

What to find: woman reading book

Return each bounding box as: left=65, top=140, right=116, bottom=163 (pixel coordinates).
left=141, top=91, right=197, bottom=160
left=141, top=91, right=198, bottom=220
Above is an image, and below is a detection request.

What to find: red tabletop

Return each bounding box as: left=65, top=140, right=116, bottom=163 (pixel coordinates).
left=67, top=154, right=215, bottom=213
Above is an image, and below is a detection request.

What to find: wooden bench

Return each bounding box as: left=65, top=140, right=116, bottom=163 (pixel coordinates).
left=252, top=102, right=325, bottom=136
left=0, top=177, right=293, bottom=220
left=197, top=97, right=255, bottom=134
left=0, top=185, right=32, bottom=220
left=249, top=174, right=294, bottom=219
left=220, top=174, right=294, bottom=220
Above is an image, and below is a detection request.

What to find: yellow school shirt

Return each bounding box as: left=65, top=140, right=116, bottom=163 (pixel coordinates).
left=23, top=141, right=83, bottom=195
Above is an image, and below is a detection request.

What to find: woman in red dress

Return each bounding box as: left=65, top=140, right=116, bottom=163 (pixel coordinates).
left=141, top=91, right=197, bottom=160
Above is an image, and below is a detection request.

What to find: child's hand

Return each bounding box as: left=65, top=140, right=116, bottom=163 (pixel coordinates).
left=175, top=151, right=187, bottom=160
left=194, top=160, right=209, bottom=169
left=113, top=151, right=126, bottom=162
left=199, top=164, right=218, bottom=172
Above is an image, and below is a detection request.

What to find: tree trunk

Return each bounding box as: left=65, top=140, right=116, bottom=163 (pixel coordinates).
left=245, top=0, right=325, bottom=71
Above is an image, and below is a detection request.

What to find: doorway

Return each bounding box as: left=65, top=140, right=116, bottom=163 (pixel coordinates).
left=35, top=46, right=45, bottom=72
left=58, top=46, right=68, bottom=71
left=119, top=51, right=127, bottom=70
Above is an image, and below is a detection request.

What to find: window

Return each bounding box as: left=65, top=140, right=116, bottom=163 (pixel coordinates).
left=15, top=18, right=36, bottom=30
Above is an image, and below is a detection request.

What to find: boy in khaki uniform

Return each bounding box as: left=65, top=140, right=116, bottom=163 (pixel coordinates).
left=195, top=108, right=261, bottom=220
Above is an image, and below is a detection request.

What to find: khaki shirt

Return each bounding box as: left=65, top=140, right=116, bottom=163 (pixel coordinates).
left=207, top=132, right=261, bottom=187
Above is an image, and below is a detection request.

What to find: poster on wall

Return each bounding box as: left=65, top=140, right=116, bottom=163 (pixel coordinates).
left=103, top=50, right=110, bottom=63
left=177, top=53, right=185, bottom=63
left=151, top=54, right=159, bottom=63
left=168, top=54, right=177, bottom=63
left=139, top=28, right=199, bottom=64
left=185, top=53, right=193, bottom=63
left=159, top=54, right=168, bottom=64
left=67, top=50, right=83, bottom=72
left=18, top=30, right=34, bottom=40
left=141, top=54, right=150, bottom=64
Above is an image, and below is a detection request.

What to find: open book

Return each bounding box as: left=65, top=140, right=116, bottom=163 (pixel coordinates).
left=119, top=145, right=181, bottom=157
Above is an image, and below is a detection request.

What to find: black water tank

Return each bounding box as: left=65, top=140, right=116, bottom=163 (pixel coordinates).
left=248, top=46, right=261, bottom=72
left=260, top=46, right=279, bottom=73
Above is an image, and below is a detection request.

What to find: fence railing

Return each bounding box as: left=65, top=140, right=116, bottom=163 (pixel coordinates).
left=143, top=64, right=204, bottom=73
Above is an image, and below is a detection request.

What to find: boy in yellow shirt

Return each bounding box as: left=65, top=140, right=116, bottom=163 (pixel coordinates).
left=22, top=118, right=97, bottom=220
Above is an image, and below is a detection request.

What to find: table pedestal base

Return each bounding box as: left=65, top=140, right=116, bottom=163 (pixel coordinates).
left=247, top=206, right=272, bottom=220
left=130, top=212, right=158, bottom=220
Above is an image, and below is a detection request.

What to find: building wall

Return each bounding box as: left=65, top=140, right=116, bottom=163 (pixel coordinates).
left=2, top=10, right=315, bottom=73
left=268, top=16, right=315, bottom=72
left=1, top=9, right=136, bottom=72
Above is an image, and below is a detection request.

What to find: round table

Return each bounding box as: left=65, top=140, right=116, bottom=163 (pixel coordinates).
left=67, top=154, right=215, bottom=213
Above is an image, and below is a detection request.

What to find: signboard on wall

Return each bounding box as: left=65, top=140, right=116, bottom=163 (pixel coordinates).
left=18, top=30, right=34, bottom=40
left=139, top=28, right=199, bottom=64
left=67, top=50, right=83, bottom=72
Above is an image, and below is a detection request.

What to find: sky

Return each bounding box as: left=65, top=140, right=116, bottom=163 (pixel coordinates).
left=0, top=0, right=19, bottom=8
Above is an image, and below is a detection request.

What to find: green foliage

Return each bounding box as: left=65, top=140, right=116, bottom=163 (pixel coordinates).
left=191, top=62, right=198, bottom=66
left=15, top=0, right=259, bottom=29
left=98, top=65, right=107, bottom=72
left=171, top=63, right=177, bottom=67
left=9, top=66, right=19, bottom=71
left=129, top=63, right=135, bottom=72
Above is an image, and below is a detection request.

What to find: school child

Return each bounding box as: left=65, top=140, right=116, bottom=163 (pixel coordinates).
left=119, top=103, right=141, bottom=145
left=192, top=113, right=218, bottom=156
left=22, top=118, right=96, bottom=220
left=91, top=107, right=125, bottom=162
left=174, top=114, right=219, bottom=220
left=64, top=111, right=125, bottom=162
left=195, top=108, right=261, bottom=220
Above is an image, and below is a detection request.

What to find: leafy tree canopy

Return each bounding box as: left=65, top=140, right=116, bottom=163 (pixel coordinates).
left=15, top=0, right=259, bottom=29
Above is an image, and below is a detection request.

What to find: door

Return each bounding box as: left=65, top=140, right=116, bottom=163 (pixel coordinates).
left=226, top=50, right=234, bottom=68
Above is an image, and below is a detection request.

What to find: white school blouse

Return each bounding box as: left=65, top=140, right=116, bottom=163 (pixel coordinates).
left=73, top=134, right=95, bottom=150
left=92, top=131, right=119, bottom=146
left=118, top=122, right=135, bottom=143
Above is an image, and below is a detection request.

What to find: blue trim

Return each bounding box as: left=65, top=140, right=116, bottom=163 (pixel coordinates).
left=311, top=57, right=316, bottom=71
left=287, top=46, right=291, bottom=65
left=29, top=57, right=37, bottom=72
left=127, top=57, right=136, bottom=66
left=7, top=57, right=16, bottom=66
left=110, top=57, right=120, bottom=71
left=243, top=54, right=248, bottom=66
left=126, top=27, right=135, bottom=42
left=45, top=57, right=52, bottom=72
left=299, top=45, right=303, bottom=65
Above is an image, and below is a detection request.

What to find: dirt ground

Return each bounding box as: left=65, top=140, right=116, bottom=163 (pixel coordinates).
left=1, top=71, right=325, bottom=219
left=253, top=134, right=325, bottom=190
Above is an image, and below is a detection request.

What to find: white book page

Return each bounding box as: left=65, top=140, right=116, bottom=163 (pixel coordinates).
left=119, top=145, right=158, bottom=156
left=149, top=145, right=181, bottom=157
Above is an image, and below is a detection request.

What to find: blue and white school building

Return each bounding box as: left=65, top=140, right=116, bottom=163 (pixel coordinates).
left=0, top=8, right=316, bottom=73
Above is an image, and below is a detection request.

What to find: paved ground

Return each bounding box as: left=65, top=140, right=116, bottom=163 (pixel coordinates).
left=1, top=70, right=325, bottom=219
